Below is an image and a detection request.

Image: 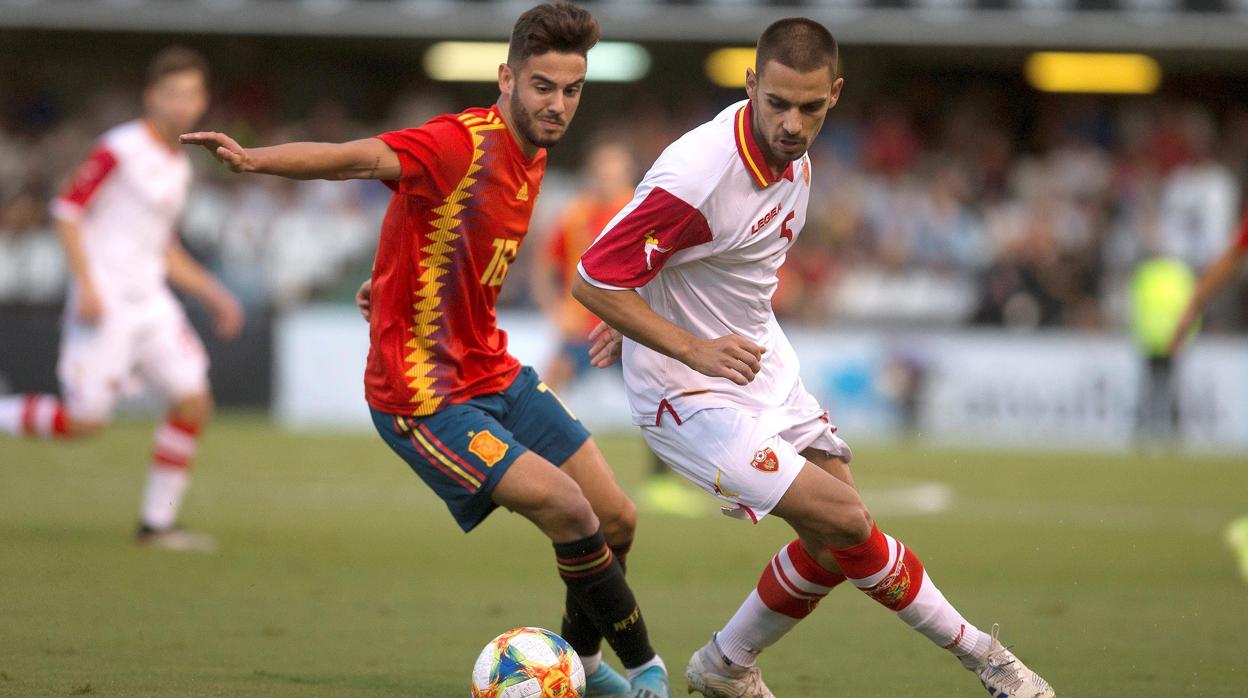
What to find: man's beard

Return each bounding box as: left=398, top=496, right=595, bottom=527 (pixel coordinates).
left=510, top=91, right=563, bottom=149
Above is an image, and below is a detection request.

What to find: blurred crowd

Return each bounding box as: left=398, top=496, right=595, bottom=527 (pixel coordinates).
left=2, top=75, right=1246, bottom=332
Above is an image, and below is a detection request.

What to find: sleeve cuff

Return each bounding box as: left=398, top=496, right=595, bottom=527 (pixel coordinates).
left=577, top=261, right=631, bottom=291
left=50, top=199, right=83, bottom=223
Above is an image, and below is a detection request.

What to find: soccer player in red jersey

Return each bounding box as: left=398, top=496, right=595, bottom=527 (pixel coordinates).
left=0, top=47, right=243, bottom=552
left=182, top=4, right=669, bottom=695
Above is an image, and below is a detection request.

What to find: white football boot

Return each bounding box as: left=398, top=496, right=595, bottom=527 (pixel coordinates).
left=969, top=625, right=1055, bottom=697
left=684, top=635, right=774, bottom=698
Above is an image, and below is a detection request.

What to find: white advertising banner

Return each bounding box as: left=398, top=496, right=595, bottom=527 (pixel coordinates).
left=275, top=307, right=1248, bottom=451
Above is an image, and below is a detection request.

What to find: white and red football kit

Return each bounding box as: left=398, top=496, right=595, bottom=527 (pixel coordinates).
left=579, top=99, right=849, bottom=521
left=51, top=119, right=208, bottom=422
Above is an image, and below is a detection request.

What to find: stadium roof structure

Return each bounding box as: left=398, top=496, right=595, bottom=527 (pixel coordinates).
left=3, top=0, right=1248, bottom=50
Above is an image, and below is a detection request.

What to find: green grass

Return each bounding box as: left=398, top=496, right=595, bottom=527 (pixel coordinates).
left=2, top=415, right=1246, bottom=696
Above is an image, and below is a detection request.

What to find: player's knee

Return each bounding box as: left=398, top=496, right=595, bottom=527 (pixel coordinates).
left=171, top=392, right=213, bottom=425
left=538, top=488, right=600, bottom=540
left=833, top=502, right=874, bottom=547
left=809, top=499, right=873, bottom=549
left=600, top=497, right=637, bottom=546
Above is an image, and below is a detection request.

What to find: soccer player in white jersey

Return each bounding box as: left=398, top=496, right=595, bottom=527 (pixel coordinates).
left=574, top=18, right=1055, bottom=698
left=0, top=47, right=242, bottom=552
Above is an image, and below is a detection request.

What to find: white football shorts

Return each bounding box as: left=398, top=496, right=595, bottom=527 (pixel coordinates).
left=640, top=383, right=851, bottom=523
left=58, top=291, right=209, bottom=422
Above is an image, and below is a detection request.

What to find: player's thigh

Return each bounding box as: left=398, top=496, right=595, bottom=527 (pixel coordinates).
left=136, top=305, right=210, bottom=405
left=57, top=317, right=133, bottom=423
left=490, top=450, right=598, bottom=541
left=770, top=461, right=873, bottom=549
left=371, top=405, right=527, bottom=533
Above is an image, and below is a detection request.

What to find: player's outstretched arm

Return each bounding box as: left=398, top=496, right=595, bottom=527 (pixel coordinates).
left=1169, top=243, right=1248, bottom=356
left=572, top=275, right=765, bottom=385
left=180, top=131, right=401, bottom=181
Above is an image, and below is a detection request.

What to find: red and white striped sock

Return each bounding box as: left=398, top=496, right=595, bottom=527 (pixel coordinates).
left=140, top=417, right=200, bottom=530
left=832, top=525, right=991, bottom=664
left=0, top=394, right=70, bottom=438
left=715, top=539, right=847, bottom=668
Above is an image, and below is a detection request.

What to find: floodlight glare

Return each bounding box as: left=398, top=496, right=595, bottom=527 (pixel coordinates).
left=1025, top=52, right=1161, bottom=94
left=424, top=41, right=650, bottom=83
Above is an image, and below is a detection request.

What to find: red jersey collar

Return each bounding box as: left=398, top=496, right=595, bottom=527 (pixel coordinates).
left=734, top=101, right=793, bottom=189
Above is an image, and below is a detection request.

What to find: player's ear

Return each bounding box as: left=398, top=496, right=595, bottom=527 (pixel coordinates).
left=744, top=66, right=757, bottom=100
left=498, top=62, right=515, bottom=98
left=828, top=76, right=845, bottom=109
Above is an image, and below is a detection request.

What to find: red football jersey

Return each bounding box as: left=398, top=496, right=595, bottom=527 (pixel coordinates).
left=366, top=106, right=546, bottom=416
left=1236, top=213, right=1248, bottom=250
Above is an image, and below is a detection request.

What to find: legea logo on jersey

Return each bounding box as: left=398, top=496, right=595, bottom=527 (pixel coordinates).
left=467, top=430, right=508, bottom=467
left=643, top=231, right=671, bottom=270
left=751, top=447, right=780, bottom=472
left=750, top=204, right=782, bottom=235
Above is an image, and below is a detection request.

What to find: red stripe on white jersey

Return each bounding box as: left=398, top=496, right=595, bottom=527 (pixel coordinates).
left=53, top=145, right=119, bottom=221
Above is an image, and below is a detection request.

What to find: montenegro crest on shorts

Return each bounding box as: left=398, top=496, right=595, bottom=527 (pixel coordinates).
left=468, top=430, right=508, bottom=467
left=751, top=447, right=779, bottom=473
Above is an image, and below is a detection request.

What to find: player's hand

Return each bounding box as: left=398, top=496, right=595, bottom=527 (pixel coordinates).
left=179, top=131, right=253, bottom=173
left=209, top=290, right=245, bottom=340
left=682, top=335, right=766, bottom=386
left=76, top=284, right=104, bottom=325
left=355, top=279, right=372, bottom=321
left=588, top=321, right=622, bottom=368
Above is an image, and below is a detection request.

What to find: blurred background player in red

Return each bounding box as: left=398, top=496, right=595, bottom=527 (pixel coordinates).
left=535, top=137, right=706, bottom=518
left=1169, top=211, right=1248, bottom=583
left=182, top=4, right=670, bottom=695
left=0, top=46, right=243, bottom=552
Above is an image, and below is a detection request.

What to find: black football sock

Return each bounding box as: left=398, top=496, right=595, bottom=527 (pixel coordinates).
left=561, top=538, right=632, bottom=660
left=554, top=530, right=654, bottom=669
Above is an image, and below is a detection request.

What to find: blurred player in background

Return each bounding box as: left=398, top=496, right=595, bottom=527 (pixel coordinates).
left=183, top=4, right=670, bottom=695
left=1169, top=212, right=1248, bottom=583
left=534, top=138, right=705, bottom=518
left=0, top=46, right=243, bottom=552
left=575, top=18, right=1054, bottom=697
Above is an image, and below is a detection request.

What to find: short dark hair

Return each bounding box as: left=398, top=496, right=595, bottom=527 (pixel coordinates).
left=507, top=2, right=600, bottom=67
left=146, top=45, right=209, bottom=87
left=755, top=18, right=838, bottom=77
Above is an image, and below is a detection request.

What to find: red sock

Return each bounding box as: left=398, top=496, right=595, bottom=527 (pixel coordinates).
left=831, top=524, right=925, bottom=611
left=21, top=394, right=70, bottom=438
left=757, top=539, right=846, bottom=619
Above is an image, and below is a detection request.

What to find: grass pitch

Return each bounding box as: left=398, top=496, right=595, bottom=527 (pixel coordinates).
left=1, top=415, right=1245, bottom=696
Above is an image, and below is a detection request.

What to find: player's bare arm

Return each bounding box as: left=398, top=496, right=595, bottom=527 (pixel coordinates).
left=1169, top=243, right=1247, bottom=356
left=165, top=242, right=244, bottom=340
left=54, top=217, right=103, bottom=325
left=179, top=132, right=401, bottom=181
left=572, top=275, right=765, bottom=386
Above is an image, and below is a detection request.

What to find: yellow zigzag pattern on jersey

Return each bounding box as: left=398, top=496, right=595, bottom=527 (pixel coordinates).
left=404, top=111, right=507, bottom=416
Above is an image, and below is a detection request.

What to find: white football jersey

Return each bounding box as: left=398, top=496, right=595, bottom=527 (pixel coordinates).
left=51, top=119, right=192, bottom=304
left=579, top=99, right=812, bottom=426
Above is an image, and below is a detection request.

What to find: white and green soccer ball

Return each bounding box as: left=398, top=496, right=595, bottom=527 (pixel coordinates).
left=470, top=626, right=586, bottom=698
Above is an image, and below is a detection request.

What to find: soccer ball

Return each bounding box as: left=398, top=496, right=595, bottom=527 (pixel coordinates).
left=470, top=626, right=586, bottom=698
